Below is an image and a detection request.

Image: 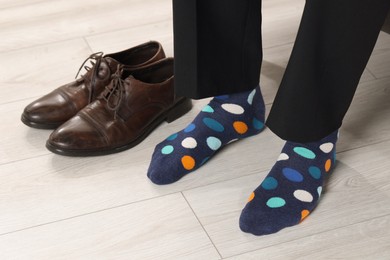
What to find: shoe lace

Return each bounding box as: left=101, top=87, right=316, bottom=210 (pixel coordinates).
left=74, top=52, right=104, bottom=103
left=103, top=65, right=125, bottom=119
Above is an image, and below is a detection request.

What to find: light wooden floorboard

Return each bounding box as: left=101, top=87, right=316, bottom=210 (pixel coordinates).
left=0, top=193, right=221, bottom=260
left=0, top=39, right=91, bottom=103
left=338, top=139, right=390, bottom=196
left=261, top=0, right=304, bottom=49
left=368, top=31, right=390, bottom=78
left=337, top=77, right=390, bottom=151
left=225, top=215, right=390, bottom=260
left=0, top=0, right=172, bottom=52
left=86, top=20, right=174, bottom=57
left=0, top=0, right=389, bottom=259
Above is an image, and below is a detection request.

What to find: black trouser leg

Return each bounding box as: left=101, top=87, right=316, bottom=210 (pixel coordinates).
left=172, top=0, right=262, bottom=98
left=266, top=0, right=390, bottom=142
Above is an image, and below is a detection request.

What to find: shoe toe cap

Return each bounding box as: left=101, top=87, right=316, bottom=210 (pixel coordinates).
left=22, top=93, right=78, bottom=127
left=47, top=115, right=107, bottom=153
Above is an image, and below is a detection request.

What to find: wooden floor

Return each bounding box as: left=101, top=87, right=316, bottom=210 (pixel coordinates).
left=1, top=0, right=390, bottom=259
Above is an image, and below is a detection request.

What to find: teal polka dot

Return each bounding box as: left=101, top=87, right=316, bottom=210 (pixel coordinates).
left=203, top=118, right=224, bottom=132
left=309, top=166, right=321, bottom=179
left=206, top=136, right=222, bottom=150
left=161, top=145, right=174, bottom=154
left=253, top=118, right=264, bottom=130
left=282, top=168, right=304, bottom=182
left=293, top=147, right=316, bottom=159
left=266, top=197, right=286, bottom=208
left=184, top=124, right=196, bottom=133
left=166, top=133, right=178, bottom=141
left=261, top=177, right=278, bottom=190
left=202, top=105, right=214, bottom=113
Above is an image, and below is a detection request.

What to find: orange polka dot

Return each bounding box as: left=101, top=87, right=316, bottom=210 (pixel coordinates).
left=300, top=209, right=310, bottom=222
left=181, top=155, right=195, bottom=170
left=248, top=192, right=255, bottom=202
left=233, top=121, right=248, bottom=134
left=325, top=159, right=332, bottom=172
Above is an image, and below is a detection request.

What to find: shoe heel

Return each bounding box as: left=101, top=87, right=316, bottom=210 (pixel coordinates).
left=166, top=97, right=192, bottom=123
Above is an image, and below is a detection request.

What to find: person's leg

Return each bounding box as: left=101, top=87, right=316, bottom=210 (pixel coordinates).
left=240, top=0, right=390, bottom=235
left=173, top=0, right=262, bottom=98
left=147, top=0, right=264, bottom=184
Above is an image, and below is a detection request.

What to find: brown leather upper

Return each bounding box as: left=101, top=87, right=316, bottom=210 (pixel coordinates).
left=22, top=41, right=166, bottom=129
left=46, top=58, right=192, bottom=156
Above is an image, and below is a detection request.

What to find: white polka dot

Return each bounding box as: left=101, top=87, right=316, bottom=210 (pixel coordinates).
left=293, top=190, right=313, bottom=203
left=277, top=153, right=289, bottom=161
left=317, top=186, right=323, bottom=197
left=320, top=143, right=334, bottom=153
left=247, top=89, right=256, bottom=105
left=181, top=137, right=197, bottom=149
left=207, top=136, right=222, bottom=151
left=221, top=104, right=245, bottom=115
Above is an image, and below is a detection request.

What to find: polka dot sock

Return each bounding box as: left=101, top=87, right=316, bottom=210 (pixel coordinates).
left=239, top=130, right=338, bottom=235
left=147, top=85, right=265, bottom=185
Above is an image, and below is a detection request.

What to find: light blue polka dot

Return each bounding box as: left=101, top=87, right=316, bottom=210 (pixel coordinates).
left=166, top=133, right=178, bottom=141
left=266, top=197, right=286, bottom=208
left=293, top=147, right=316, bottom=159
left=247, top=89, right=256, bottom=105
left=309, top=166, right=321, bottom=179
left=203, top=118, right=224, bottom=132
left=253, top=118, right=264, bottom=130
left=161, top=145, right=174, bottom=154
left=317, top=186, right=323, bottom=197
left=282, top=168, right=304, bottom=182
left=184, top=124, right=196, bottom=133
left=261, top=177, right=278, bottom=190
left=202, top=105, right=214, bottom=113
left=206, top=136, right=222, bottom=151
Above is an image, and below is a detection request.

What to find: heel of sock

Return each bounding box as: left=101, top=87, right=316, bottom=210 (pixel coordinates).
left=166, top=97, right=192, bottom=123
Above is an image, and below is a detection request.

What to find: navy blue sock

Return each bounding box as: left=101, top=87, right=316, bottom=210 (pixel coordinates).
left=147, top=86, right=265, bottom=184
left=240, top=130, right=338, bottom=235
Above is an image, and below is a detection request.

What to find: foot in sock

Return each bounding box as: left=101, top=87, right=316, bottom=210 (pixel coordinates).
left=239, top=130, right=338, bottom=235
left=147, top=85, right=265, bottom=184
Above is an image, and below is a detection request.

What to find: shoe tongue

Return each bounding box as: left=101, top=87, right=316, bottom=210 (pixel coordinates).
left=104, top=57, right=121, bottom=73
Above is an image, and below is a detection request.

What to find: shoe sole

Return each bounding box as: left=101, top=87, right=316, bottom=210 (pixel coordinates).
left=45, top=97, right=193, bottom=156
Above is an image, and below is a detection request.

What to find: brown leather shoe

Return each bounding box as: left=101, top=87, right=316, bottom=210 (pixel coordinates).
left=46, top=58, right=192, bottom=156
left=21, top=41, right=165, bottom=129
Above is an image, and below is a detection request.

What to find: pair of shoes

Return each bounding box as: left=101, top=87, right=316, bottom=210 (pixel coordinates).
left=22, top=41, right=166, bottom=129
left=21, top=41, right=192, bottom=156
